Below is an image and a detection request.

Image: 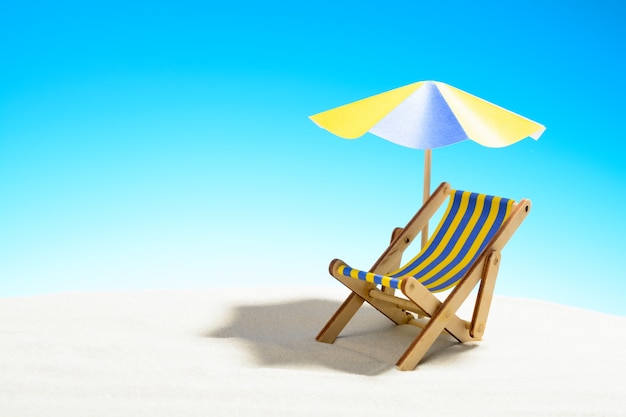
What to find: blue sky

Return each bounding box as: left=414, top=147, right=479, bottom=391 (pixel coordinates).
left=1, top=1, right=625, bottom=314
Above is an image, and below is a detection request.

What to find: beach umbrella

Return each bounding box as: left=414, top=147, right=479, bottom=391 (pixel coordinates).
left=309, top=80, right=545, bottom=246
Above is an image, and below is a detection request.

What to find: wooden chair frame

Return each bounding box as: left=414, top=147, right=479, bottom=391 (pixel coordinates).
left=316, top=182, right=531, bottom=371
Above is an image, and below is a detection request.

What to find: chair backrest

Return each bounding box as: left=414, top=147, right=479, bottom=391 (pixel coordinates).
left=390, top=190, right=514, bottom=292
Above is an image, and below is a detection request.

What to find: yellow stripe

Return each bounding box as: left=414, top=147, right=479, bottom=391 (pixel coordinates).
left=397, top=191, right=472, bottom=278
left=424, top=195, right=498, bottom=290
left=309, top=82, right=425, bottom=139
left=389, top=192, right=459, bottom=277
left=418, top=193, right=486, bottom=287
left=426, top=197, right=514, bottom=292
left=406, top=191, right=472, bottom=278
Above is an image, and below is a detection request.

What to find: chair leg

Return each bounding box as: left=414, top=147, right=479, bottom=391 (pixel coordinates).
left=401, top=277, right=473, bottom=343
left=396, top=318, right=446, bottom=371
left=317, top=263, right=416, bottom=344
left=396, top=261, right=487, bottom=370
left=470, top=251, right=501, bottom=339
left=316, top=293, right=364, bottom=343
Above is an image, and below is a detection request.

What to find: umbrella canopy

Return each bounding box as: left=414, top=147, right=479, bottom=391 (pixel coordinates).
left=309, top=80, right=545, bottom=149
left=310, top=80, right=545, bottom=246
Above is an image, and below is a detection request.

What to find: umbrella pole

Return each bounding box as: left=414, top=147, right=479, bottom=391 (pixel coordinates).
left=421, top=149, right=432, bottom=248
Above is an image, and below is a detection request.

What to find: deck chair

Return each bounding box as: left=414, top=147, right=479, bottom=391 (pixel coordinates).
left=317, top=182, right=531, bottom=371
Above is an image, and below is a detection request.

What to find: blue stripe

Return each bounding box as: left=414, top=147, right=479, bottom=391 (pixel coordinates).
left=411, top=191, right=477, bottom=280
left=472, top=196, right=510, bottom=258
left=420, top=194, right=492, bottom=287
left=392, top=190, right=464, bottom=277
left=426, top=197, right=510, bottom=291
left=370, top=273, right=379, bottom=285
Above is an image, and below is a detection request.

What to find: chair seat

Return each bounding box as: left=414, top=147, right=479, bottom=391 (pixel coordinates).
left=338, top=190, right=514, bottom=293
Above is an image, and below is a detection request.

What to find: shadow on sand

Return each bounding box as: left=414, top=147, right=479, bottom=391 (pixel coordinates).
left=206, top=298, right=476, bottom=376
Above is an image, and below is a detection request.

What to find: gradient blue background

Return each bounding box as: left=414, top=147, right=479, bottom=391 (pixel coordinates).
left=1, top=1, right=624, bottom=314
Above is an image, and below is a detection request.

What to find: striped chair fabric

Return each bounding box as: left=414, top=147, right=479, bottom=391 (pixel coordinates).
left=337, top=190, right=514, bottom=292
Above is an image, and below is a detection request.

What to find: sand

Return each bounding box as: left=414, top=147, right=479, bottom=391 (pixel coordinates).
left=1, top=287, right=624, bottom=416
